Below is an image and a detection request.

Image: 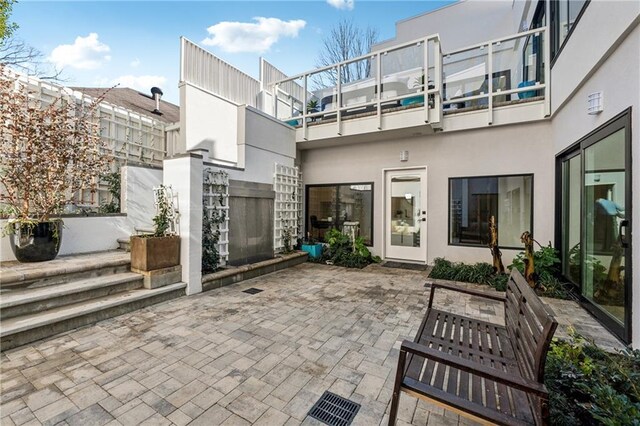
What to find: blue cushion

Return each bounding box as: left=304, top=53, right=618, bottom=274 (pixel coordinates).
left=400, top=95, right=424, bottom=106
left=518, top=81, right=536, bottom=99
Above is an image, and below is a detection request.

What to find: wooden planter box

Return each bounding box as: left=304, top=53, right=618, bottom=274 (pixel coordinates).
left=130, top=235, right=180, bottom=272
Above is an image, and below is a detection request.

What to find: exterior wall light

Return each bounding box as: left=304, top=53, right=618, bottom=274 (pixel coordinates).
left=588, top=91, right=603, bottom=115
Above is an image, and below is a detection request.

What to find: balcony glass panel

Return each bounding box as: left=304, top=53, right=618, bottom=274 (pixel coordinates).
left=380, top=43, right=424, bottom=102
left=338, top=57, right=377, bottom=109
left=443, top=46, right=487, bottom=108
left=492, top=29, right=545, bottom=102
left=309, top=68, right=338, bottom=113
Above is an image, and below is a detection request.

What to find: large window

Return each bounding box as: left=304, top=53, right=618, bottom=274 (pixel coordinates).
left=306, top=183, right=373, bottom=245
left=449, top=175, right=533, bottom=248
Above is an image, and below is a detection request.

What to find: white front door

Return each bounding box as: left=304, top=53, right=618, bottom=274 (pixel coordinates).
left=384, top=168, right=428, bottom=263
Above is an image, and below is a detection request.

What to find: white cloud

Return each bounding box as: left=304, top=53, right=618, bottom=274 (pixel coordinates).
left=202, top=17, right=306, bottom=53
left=130, top=58, right=141, bottom=68
left=111, top=75, right=167, bottom=92
left=49, top=33, right=111, bottom=70
left=326, top=0, right=354, bottom=10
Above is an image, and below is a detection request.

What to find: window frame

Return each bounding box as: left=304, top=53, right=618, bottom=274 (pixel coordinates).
left=305, top=182, right=375, bottom=246
left=550, top=0, right=590, bottom=66
left=447, top=173, right=535, bottom=250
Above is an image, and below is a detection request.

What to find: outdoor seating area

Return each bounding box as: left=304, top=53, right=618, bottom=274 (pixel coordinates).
left=0, top=262, right=623, bottom=425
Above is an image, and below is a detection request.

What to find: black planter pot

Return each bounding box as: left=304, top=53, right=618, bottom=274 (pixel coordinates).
left=8, top=220, right=63, bottom=262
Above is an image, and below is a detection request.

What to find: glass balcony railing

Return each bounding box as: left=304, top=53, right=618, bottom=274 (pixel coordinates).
left=443, top=27, right=548, bottom=115
left=271, top=26, right=548, bottom=134
left=271, top=34, right=443, bottom=133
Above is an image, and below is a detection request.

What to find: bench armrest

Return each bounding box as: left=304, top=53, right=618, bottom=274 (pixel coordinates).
left=400, top=340, right=548, bottom=397
left=427, top=281, right=505, bottom=309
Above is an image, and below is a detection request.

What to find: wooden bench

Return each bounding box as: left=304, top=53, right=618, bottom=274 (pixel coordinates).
left=388, top=270, right=557, bottom=426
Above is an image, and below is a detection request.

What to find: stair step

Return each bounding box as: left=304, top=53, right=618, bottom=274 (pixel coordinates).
left=1, top=283, right=186, bottom=351
left=117, top=238, right=131, bottom=252
left=0, top=251, right=131, bottom=289
left=0, top=273, right=143, bottom=319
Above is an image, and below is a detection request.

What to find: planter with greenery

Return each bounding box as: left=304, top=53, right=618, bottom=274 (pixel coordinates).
left=313, top=228, right=380, bottom=268
left=0, top=67, right=111, bottom=262
left=130, top=185, right=180, bottom=278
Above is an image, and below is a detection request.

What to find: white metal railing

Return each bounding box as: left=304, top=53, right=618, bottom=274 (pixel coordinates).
left=272, top=34, right=443, bottom=137
left=441, top=26, right=549, bottom=123
left=270, top=26, right=549, bottom=134
left=181, top=37, right=260, bottom=107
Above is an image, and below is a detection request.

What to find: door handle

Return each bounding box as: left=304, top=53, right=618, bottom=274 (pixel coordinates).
left=619, top=220, right=629, bottom=248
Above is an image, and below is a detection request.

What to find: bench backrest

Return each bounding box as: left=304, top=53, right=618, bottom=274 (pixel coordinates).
left=504, top=269, right=558, bottom=383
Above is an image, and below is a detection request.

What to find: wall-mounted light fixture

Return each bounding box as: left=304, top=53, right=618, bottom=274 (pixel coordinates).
left=588, top=91, right=603, bottom=115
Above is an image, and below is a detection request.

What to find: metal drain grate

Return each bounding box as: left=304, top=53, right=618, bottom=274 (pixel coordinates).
left=307, top=391, right=360, bottom=426
left=242, top=288, right=263, bottom=294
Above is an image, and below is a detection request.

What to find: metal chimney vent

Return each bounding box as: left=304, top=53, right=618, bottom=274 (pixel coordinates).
left=151, top=87, right=163, bottom=115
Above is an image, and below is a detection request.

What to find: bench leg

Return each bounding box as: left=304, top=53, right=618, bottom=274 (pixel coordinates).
left=388, top=348, right=407, bottom=426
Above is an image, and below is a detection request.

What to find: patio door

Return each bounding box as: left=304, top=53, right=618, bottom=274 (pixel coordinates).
left=557, top=109, right=632, bottom=343
left=384, top=168, right=427, bottom=263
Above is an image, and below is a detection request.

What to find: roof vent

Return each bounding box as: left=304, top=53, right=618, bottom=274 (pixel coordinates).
left=151, top=87, right=163, bottom=115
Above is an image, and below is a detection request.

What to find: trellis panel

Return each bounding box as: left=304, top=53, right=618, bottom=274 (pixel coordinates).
left=273, top=163, right=302, bottom=253
left=203, top=168, right=230, bottom=266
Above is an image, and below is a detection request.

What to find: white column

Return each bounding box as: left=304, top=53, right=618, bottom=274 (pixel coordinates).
left=163, top=153, right=203, bottom=295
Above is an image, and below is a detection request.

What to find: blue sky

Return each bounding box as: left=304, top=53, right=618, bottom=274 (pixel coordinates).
left=13, top=1, right=454, bottom=104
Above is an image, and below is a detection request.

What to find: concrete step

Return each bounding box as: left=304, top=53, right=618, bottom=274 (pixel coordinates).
left=0, top=273, right=144, bottom=319
left=0, top=251, right=131, bottom=290
left=117, top=238, right=131, bottom=252
left=0, top=282, right=186, bottom=351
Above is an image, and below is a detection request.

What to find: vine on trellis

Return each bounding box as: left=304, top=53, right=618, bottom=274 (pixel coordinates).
left=202, top=170, right=228, bottom=274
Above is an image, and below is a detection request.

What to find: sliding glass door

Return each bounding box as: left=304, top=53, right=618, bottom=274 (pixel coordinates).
left=557, top=110, right=632, bottom=343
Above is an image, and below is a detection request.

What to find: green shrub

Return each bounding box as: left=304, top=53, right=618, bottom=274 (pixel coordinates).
left=320, top=228, right=378, bottom=269
left=545, top=333, right=640, bottom=425
left=429, top=258, right=494, bottom=284
left=511, top=243, right=561, bottom=283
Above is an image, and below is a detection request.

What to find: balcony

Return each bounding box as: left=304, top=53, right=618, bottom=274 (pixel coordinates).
left=269, top=27, right=549, bottom=143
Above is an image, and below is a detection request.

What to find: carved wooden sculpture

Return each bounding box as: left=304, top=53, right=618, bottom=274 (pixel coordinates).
left=488, top=215, right=505, bottom=274
left=520, top=231, right=536, bottom=288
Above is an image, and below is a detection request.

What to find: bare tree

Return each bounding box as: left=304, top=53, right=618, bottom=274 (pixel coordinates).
left=314, top=19, right=379, bottom=88
left=0, top=0, right=63, bottom=81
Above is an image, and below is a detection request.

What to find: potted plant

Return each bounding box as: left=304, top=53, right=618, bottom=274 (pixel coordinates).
left=301, top=232, right=323, bottom=259
left=0, top=67, right=111, bottom=262
left=130, top=185, right=180, bottom=272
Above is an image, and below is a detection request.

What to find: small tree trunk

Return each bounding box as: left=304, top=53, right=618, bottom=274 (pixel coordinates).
left=520, top=231, right=536, bottom=288
left=488, top=215, right=505, bottom=274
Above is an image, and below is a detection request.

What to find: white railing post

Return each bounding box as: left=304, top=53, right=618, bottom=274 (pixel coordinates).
left=336, top=65, right=342, bottom=135
left=543, top=26, right=551, bottom=116
left=423, top=39, right=429, bottom=124
left=273, top=83, right=279, bottom=119
left=488, top=42, right=493, bottom=125
left=303, top=74, right=308, bottom=140
left=433, top=36, right=443, bottom=128
left=376, top=53, right=382, bottom=130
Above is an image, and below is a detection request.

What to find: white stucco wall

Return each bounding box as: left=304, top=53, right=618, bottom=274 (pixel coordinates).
left=1, top=216, right=132, bottom=262
left=221, top=106, right=296, bottom=185
left=121, top=165, right=163, bottom=232
left=375, top=0, right=526, bottom=53
left=180, top=82, right=239, bottom=164
left=300, top=120, right=554, bottom=266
